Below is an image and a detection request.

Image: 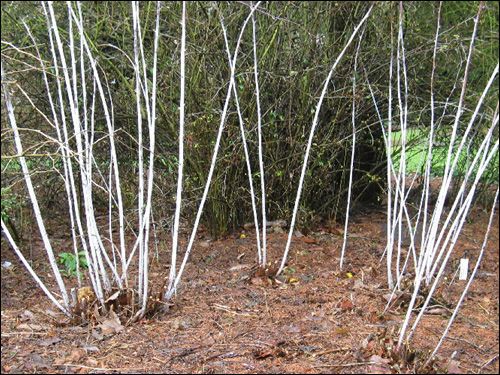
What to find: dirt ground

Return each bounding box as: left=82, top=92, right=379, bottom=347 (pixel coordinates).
left=1, top=206, right=498, bottom=374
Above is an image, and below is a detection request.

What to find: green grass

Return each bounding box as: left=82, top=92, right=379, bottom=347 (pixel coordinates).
left=390, top=128, right=499, bottom=183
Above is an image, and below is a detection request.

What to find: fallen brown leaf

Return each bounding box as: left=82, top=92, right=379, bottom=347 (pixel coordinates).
left=340, top=299, right=354, bottom=310
left=26, top=353, right=50, bottom=370
left=67, top=348, right=86, bottom=363
left=229, top=264, right=252, bottom=272
left=19, top=310, right=34, bottom=321
left=367, top=354, right=392, bottom=374
left=96, top=310, right=123, bottom=336
left=17, top=323, right=49, bottom=331
left=86, top=357, right=99, bottom=367
left=302, top=237, right=317, bottom=244
left=447, top=359, right=462, bottom=374
left=250, top=277, right=265, bottom=286
left=38, top=337, right=61, bottom=346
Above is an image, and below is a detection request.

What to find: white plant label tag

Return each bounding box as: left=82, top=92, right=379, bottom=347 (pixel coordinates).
left=459, top=258, right=468, bottom=281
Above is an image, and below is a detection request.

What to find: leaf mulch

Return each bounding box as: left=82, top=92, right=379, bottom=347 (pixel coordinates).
left=1, top=207, right=498, bottom=374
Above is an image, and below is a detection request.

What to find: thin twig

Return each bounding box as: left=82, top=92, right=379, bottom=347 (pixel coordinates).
left=313, top=361, right=377, bottom=368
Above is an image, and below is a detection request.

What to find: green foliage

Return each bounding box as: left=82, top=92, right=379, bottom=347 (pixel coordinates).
left=58, top=251, right=88, bottom=277
left=1, top=186, right=23, bottom=242
left=1, top=2, right=497, bottom=237
left=1, top=187, right=18, bottom=222
left=391, top=129, right=499, bottom=184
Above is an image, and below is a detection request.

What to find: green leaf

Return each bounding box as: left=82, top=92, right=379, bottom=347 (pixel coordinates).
left=80, top=257, right=88, bottom=269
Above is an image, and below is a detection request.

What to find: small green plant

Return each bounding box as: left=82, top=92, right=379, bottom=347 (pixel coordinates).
left=1, top=187, right=17, bottom=222
left=1, top=187, right=22, bottom=242
left=58, top=251, right=88, bottom=277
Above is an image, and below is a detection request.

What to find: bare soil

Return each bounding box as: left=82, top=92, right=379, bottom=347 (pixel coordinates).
left=1, top=207, right=498, bottom=374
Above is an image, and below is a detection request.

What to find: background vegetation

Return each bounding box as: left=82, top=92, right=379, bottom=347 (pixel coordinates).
left=1, top=1, right=498, bottom=240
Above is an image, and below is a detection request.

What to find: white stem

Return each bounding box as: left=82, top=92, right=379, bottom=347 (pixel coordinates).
left=2, top=220, right=70, bottom=316
left=66, top=6, right=82, bottom=285
left=221, top=16, right=262, bottom=265
left=2, top=61, right=69, bottom=308
left=41, top=2, right=101, bottom=300
left=394, top=1, right=409, bottom=288
left=427, top=115, right=498, bottom=282
left=386, top=26, right=394, bottom=288
left=422, top=3, right=483, bottom=285
left=132, top=2, right=144, bottom=298
left=340, top=29, right=364, bottom=269
left=140, top=0, right=161, bottom=313
left=48, top=2, right=110, bottom=297
left=71, top=2, right=128, bottom=279
left=169, top=1, right=187, bottom=292
left=367, top=75, right=425, bottom=293
left=277, top=5, right=374, bottom=276
left=426, top=64, right=498, bottom=274
left=405, top=140, right=498, bottom=344
left=252, top=7, right=267, bottom=267
left=420, top=2, right=442, bottom=269
left=165, top=2, right=262, bottom=300
left=396, top=2, right=484, bottom=345
left=22, top=19, right=82, bottom=287
left=427, top=188, right=498, bottom=363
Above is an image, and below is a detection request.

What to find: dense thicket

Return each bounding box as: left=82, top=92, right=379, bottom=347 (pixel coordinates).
left=2, top=1, right=498, bottom=238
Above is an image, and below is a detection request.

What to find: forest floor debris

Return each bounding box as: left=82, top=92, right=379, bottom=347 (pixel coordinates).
left=1, top=207, right=498, bottom=373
